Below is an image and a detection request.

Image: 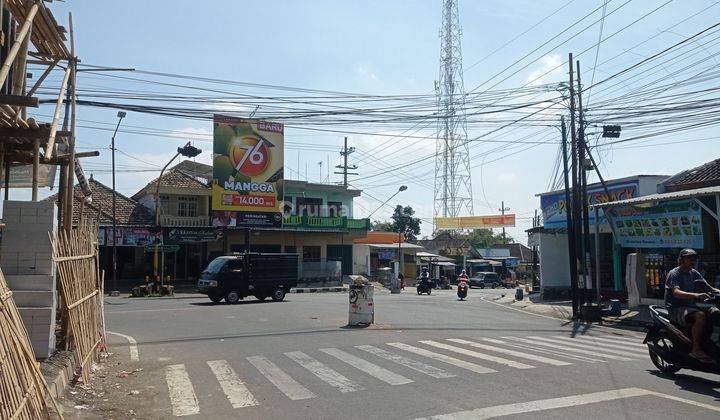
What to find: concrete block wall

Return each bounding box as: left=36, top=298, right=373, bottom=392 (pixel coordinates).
left=1, top=200, right=58, bottom=359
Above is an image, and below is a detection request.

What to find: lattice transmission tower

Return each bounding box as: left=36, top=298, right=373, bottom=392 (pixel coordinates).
left=433, top=0, right=474, bottom=226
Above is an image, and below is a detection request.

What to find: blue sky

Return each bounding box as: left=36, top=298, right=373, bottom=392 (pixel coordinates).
left=19, top=0, right=720, bottom=241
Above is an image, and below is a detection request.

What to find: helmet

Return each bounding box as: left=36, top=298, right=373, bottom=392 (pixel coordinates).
left=679, top=248, right=698, bottom=259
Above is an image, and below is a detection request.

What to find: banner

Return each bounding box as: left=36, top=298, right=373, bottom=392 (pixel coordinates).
left=167, top=228, right=223, bottom=243
left=0, top=164, right=56, bottom=188
left=435, top=214, right=516, bottom=230
left=614, top=200, right=703, bottom=249
left=211, top=115, right=284, bottom=227
left=541, top=181, right=638, bottom=228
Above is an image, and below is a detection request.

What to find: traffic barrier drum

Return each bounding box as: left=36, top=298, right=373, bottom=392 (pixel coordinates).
left=348, top=284, right=374, bottom=326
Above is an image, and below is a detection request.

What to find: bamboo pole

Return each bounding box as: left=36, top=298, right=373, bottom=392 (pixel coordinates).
left=0, top=2, right=38, bottom=93
left=43, top=64, right=70, bottom=160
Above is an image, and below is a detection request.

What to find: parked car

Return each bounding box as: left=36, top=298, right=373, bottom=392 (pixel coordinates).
left=197, top=253, right=298, bottom=303
left=468, top=272, right=500, bottom=289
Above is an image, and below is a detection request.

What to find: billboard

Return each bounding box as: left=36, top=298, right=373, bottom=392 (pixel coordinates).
left=614, top=200, right=703, bottom=249
left=541, top=181, right=638, bottom=229
left=211, top=116, right=284, bottom=227
left=435, top=214, right=516, bottom=230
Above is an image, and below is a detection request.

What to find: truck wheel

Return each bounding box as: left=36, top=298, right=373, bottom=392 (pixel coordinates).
left=271, top=288, right=286, bottom=302
left=225, top=290, right=241, bottom=304
left=208, top=294, right=223, bottom=304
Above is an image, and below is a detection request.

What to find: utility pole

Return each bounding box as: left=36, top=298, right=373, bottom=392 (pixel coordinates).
left=568, top=54, right=581, bottom=319
left=561, top=116, right=578, bottom=319
left=110, top=111, right=126, bottom=296
left=532, top=209, right=538, bottom=287
left=334, top=137, right=358, bottom=188
left=499, top=201, right=510, bottom=241
left=576, top=60, right=591, bottom=307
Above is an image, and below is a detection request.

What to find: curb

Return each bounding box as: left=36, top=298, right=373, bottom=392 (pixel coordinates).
left=291, top=287, right=347, bottom=293
left=40, top=350, right=77, bottom=400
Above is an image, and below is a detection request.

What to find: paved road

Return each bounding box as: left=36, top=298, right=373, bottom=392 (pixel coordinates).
left=100, top=288, right=720, bottom=419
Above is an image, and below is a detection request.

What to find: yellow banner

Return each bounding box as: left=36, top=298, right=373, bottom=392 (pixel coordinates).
left=435, top=214, right=516, bottom=230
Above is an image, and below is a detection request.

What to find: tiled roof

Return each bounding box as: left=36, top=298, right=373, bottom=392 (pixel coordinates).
left=45, top=178, right=154, bottom=226
left=131, top=168, right=209, bottom=201
left=664, top=158, right=720, bottom=192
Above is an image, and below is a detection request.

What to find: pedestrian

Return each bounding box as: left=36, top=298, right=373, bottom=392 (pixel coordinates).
left=398, top=273, right=405, bottom=290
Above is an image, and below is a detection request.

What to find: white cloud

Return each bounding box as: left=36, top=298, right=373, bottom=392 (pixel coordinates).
left=354, top=63, right=379, bottom=81
left=525, top=54, right=563, bottom=86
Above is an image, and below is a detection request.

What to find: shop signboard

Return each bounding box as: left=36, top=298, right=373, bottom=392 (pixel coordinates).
left=167, top=228, right=222, bottom=243
left=435, top=214, right=515, bottom=230
left=0, top=164, right=56, bottom=188
left=377, top=250, right=397, bottom=261
left=614, top=200, right=703, bottom=249
left=100, top=227, right=156, bottom=247
left=144, top=244, right=180, bottom=253
left=211, top=115, right=284, bottom=228
left=541, top=180, right=638, bottom=228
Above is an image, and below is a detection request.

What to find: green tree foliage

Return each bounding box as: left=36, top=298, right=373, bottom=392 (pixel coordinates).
left=466, top=228, right=513, bottom=248
left=391, top=205, right=422, bottom=241
left=371, top=220, right=394, bottom=231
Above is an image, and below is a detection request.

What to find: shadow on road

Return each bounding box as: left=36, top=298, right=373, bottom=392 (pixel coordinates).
left=190, top=300, right=283, bottom=306
left=649, top=370, right=720, bottom=401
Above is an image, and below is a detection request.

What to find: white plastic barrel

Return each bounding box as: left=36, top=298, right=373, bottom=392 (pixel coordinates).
left=348, top=284, right=374, bottom=326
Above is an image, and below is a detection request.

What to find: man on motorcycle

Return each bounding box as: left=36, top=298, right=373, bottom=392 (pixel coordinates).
left=665, top=248, right=720, bottom=363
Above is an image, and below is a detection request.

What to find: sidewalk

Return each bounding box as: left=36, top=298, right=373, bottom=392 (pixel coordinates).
left=487, top=292, right=652, bottom=330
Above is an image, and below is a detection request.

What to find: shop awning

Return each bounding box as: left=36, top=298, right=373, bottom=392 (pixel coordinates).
left=415, top=251, right=455, bottom=262
left=590, top=185, right=720, bottom=209
left=366, top=243, right=425, bottom=250
left=436, top=262, right=456, bottom=267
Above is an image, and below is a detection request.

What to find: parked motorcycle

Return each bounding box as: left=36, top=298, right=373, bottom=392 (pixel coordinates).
left=457, top=279, right=468, bottom=301
left=645, top=293, right=720, bottom=375
left=416, top=277, right=432, bottom=295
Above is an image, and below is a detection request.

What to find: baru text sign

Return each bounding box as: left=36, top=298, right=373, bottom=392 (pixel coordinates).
left=211, top=116, right=284, bottom=227
left=435, top=214, right=516, bottom=230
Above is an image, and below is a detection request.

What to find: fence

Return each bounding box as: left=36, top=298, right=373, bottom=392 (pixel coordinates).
left=0, top=268, right=60, bottom=419
left=51, top=218, right=105, bottom=383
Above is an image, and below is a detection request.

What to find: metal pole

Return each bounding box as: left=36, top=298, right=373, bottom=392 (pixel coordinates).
left=500, top=201, right=506, bottom=241
left=561, top=116, right=578, bottom=318
left=594, top=206, right=601, bottom=304
left=110, top=115, right=124, bottom=294
left=343, top=136, right=348, bottom=188
left=398, top=229, right=402, bottom=276
left=577, top=60, right=591, bottom=305
left=154, top=149, right=183, bottom=281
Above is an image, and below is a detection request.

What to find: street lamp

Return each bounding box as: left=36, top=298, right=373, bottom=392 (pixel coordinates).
left=110, top=111, right=126, bottom=297
left=367, top=185, right=408, bottom=219
left=153, top=141, right=202, bottom=288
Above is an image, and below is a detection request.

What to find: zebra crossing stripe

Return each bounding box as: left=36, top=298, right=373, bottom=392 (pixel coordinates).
left=387, top=342, right=496, bottom=374
left=320, top=348, right=413, bottom=385
left=508, top=337, right=633, bottom=361
left=447, top=339, right=572, bottom=366
left=421, top=340, right=535, bottom=369
left=285, top=351, right=364, bottom=393
left=541, top=336, right=644, bottom=358
left=247, top=356, right=316, bottom=401
left=558, top=336, right=647, bottom=353
left=479, top=338, right=603, bottom=362
left=165, top=364, right=200, bottom=417
left=355, top=345, right=456, bottom=379
left=580, top=335, right=647, bottom=348
left=207, top=360, right=259, bottom=408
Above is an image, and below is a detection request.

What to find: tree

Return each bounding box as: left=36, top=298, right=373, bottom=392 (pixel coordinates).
left=371, top=220, right=394, bottom=231
left=391, top=205, right=422, bottom=242
left=466, top=228, right=513, bottom=249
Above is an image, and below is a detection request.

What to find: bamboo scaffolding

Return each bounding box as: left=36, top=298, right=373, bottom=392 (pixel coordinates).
left=0, top=268, right=61, bottom=420
left=51, top=218, right=105, bottom=384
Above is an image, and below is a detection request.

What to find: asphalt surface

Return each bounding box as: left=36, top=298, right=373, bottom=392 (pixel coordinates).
left=86, top=287, right=720, bottom=419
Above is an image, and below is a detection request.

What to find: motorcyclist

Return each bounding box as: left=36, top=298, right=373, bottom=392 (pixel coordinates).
left=458, top=269, right=469, bottom=282
left=664, top=248, right=720, bottom=364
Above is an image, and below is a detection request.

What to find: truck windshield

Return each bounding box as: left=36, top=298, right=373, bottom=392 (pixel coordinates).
left=203, top=258, right=228, bottom=275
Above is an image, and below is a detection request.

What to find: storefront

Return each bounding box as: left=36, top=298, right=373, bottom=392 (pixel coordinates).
left=593, top=185, right=720, bottom=305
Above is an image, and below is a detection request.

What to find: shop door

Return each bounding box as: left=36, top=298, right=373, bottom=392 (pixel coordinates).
left=327, top=245, right=352, bottom=276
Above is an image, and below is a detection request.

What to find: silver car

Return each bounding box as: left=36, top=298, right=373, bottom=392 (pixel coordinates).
left=469, top=272, right=500, bottom=289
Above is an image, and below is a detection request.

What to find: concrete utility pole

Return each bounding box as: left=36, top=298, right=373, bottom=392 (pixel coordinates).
left=334, top=137, right=357, bottom=188
left=561, top=115, right=578, bottom=319
left=576, top=60, right=591, bottom=306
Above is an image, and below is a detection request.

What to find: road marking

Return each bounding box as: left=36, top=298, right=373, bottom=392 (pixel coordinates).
left=480, top=338, right=602, bottom=362
left=285, top=351, right=363, bottom=393
left=355, top=345, right=456, bottom=379
left=420, top=340, right=535, bottom=369
left=165, top=364, right=199, bottom=417
left=504, top=336, right=632, bottom=361
left=582, top=335, right=647, bottom=348
left=206, top=360, right=258, bottom=409
left=320, top=348, right=413, bottom=385
left=107, top=331, right=139, bottom=361
left=416, top=387, right=720, bottom=419
left=537, top=336, right=644, bottom=358
left=558, top=335, right=648, bottom=352
left=387, top=342, right=496, bottom=374
left=247, top=356, right=316, bottom=401
left=447, top=339, right=571, bottom=366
